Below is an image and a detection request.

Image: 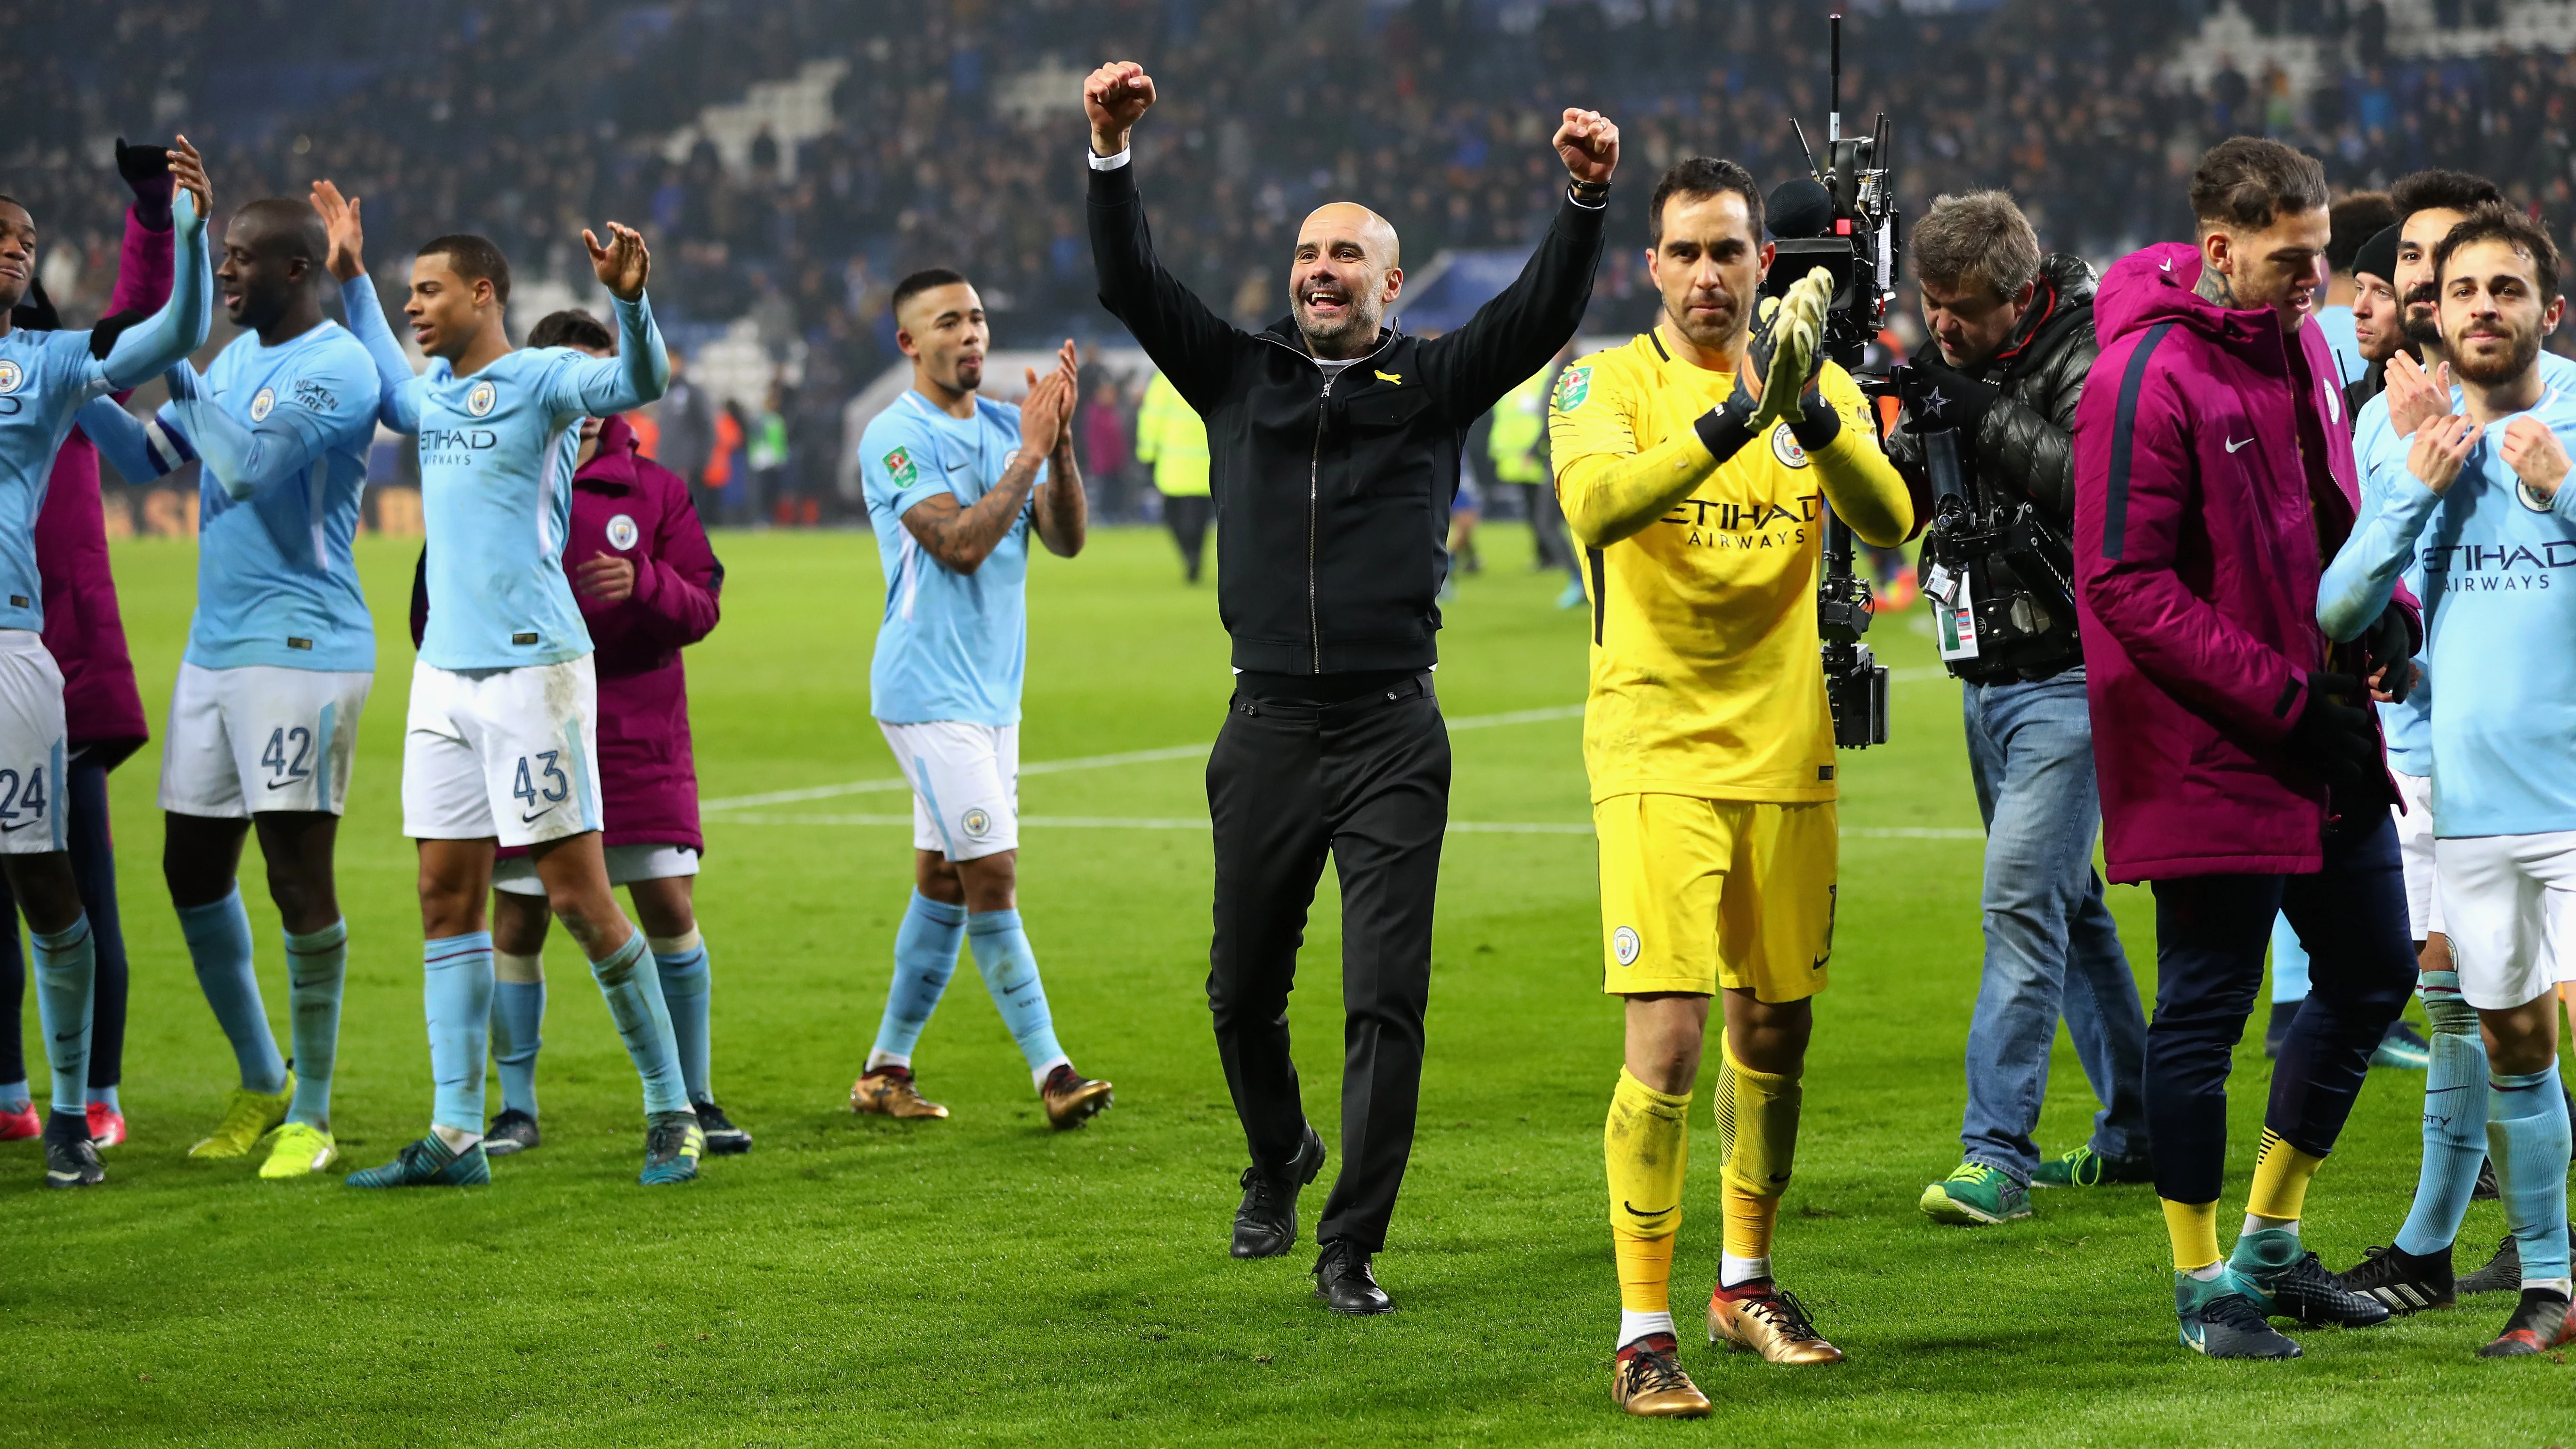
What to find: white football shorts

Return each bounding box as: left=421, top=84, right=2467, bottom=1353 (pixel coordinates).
left=2435, top=830, right=2576, bottom=1010
left=878, top=719, right=1019, bottom=862
left=0, top=630, right=67, bottom=854
left=402, top=657, right=603, bottom=848
left=159, top=661, right=371, bottom=818
left=2391, top=769, right=2444, bottom=941
left=492, top=843, right=700, bottom=896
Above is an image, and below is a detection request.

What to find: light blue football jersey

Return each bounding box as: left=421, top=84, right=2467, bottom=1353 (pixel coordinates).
left=0, top=330, right=119, bottom=632
left=2338, top=350, right=2576, bottom=777
left=2328, top=374, right=2576, bottom=837
left=342, top=277, right=668, bottom=669
left=0, top=191, right=209, bottom=634
left=166, top=321, right=381, bottom=672
left=861, top=389, right=1043, bottom=726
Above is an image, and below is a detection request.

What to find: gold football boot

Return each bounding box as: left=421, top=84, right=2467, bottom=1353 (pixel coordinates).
left=1610, top=1338, right=1713, bottom=1417
left=1041, top=1065, right=1114, bottom=1129
left=850, top=1066, right=950, bottom=1119
left=1708, top=1284, right=1846, bottom=1365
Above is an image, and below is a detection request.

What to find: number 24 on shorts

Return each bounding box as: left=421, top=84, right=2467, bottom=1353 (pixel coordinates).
left=513, top=750, right=570, bottom=813
left=0, top=766, right=47, bottom=830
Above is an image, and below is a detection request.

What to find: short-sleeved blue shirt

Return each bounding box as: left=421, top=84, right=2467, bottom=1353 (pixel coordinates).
left=861, top=390, right=1041, bottom=726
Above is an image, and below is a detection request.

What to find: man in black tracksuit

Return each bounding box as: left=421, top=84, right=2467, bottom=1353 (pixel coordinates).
left=1083, top=61, right=1617, bottom=1313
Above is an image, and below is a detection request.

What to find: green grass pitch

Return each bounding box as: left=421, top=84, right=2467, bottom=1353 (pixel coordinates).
left=4, top=523, right=2568, bottom=1447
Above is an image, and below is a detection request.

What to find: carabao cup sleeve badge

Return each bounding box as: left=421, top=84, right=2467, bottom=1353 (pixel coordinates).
left=1553, top=364, right=1591, bottom=413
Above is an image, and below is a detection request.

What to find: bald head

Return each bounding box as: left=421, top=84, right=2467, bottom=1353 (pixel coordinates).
left=1289, top=202, right=1405, bottom=359
left=220, top=197, right=330, bottom=339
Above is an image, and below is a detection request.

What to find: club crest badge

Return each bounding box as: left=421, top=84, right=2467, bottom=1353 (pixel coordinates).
left=1772, top=424, right=1811, bottom=469
left=1613, top=926, right=1641, bottom=966
left=250, top=386, right=276, bottom=422
left=0, top=360, right=21, bottom=394
left=961, top=807, right=993, bottom=840
left=606, top=513, right=639, bottom=550
left=466, top=380, right=497, bottom=418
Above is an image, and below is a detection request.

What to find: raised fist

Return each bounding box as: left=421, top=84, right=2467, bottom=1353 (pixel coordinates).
left=1086, top=62, right=1157, bottom=156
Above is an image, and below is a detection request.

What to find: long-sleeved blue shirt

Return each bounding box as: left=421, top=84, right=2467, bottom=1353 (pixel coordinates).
left=340, top=274, right=668, bottom=669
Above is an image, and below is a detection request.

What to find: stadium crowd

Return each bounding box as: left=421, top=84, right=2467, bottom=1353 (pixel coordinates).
left=20, top=1, right=2576, bottom=523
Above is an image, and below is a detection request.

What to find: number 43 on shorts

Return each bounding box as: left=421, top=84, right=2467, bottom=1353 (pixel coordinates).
left=513, top=750, right=570, bottom=812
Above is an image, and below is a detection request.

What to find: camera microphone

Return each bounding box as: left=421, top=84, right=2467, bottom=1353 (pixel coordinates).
left=1766, top=177, right=1837, bottom=241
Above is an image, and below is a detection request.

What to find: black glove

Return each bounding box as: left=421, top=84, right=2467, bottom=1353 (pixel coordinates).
left=2362, top=602, right=2416, bottom=704
left=114, top=137, right=175, bottom=231
left=1909, top=358, right=2001, bottom=436
left=2284, top=672, right=2381, bottom=799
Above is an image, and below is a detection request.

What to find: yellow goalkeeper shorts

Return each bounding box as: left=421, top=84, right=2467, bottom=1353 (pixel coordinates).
left=1594, top=794, right=1838, bottom=1003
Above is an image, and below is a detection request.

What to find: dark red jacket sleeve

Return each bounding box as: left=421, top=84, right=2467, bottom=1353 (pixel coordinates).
left=620, top=458, right=721, bottom=649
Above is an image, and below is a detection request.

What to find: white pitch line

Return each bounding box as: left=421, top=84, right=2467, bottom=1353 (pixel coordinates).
left=708, top=813, right=1981, bottom=840
left=700, top=702, right=1587, bottom=812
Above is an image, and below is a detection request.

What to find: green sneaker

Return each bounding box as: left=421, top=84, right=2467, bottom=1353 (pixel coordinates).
left=2030, top=1144, right=2154, bottom=1188
left=256, top=1121, right=339, bottom=1180
left=1918, top=1161, right=2031, bottom=1225
left=187, top=1073, right=296, bottom=1160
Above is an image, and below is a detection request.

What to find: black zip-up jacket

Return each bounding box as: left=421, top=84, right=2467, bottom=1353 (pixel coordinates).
left=1089, top=156, right=1607, bottom=674
left=1885, top=251, right=2098, bottom=516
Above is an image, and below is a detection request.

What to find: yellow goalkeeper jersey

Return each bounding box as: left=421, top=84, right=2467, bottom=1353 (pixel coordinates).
left=1550, top=329, right=1900, bottom=804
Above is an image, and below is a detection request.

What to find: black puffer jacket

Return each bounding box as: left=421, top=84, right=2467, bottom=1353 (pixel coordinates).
left=1888, top=251, right=2097, bottom=516
left=1089, top=157, right=1604, bottom=674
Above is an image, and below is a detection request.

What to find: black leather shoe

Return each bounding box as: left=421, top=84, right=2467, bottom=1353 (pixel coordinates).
left=1313, top=1240, right=1394, bottom=1315
left=1231, top=1122, right=1326, bottom=1259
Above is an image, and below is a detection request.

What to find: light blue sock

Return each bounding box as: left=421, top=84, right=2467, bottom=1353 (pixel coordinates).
left=2396, top=970, right=2488, bottom=1256
left=653, top=934, right=712, bottom=1103
left=283, top=919, right=347, bottom=1128
left=966, top=909, right=1068, bottom=1089
left=871, top=892, right=966, bottom=1067
left=2488, top=1062, right=2574, bottom=1286
left=2268, top=913, right=2310, bottom=1003
left=424, top=933, right=494, bottom=1135
left=91, top=1083, right=118, bottom=1112
left=31, top=915, right=95, bottom=1115
left=491, top=980, right=544, bottom=1119
left=0, top=1079, right=27, bottom=1109
left=590, top=932, right=687, bottom=1115
left=178, top=888, right=286, bottom=1095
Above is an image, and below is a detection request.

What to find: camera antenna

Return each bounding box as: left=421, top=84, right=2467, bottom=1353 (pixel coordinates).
left=1828, top=13, right=1843, bottom=143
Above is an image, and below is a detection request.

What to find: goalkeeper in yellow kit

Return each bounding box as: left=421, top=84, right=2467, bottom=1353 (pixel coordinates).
left=1554, top=158, right=1914, bottom=1416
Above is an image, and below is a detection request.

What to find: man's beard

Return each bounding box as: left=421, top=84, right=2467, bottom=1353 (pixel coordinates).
left=1296, top=298, right=1380, bottom=353
left=2401, top=286, right=2444, bottom=349
left=2450, top=323, right=2541, bottom=387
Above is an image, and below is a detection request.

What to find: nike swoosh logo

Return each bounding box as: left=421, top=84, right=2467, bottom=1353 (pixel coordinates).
left=520, top=809, right=553, bottom=824
left=1, top=818, right=41, bottom=834
left=264, top=779, right=299, bottom=791
left=1622, top=1200, right=1677, bottom=1218
left=945, top=461, right=972, bottom=472
left=54, top=1030, right=78, bottom=1041
left=2226, top=436, right=2252, bottom=453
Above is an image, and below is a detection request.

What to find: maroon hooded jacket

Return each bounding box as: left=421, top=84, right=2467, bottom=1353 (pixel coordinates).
left=417, top=413, right=721, bottom=853
left=48, top=205, right=165, bottom=770
left=2073, top=242, right=2415, bottom=883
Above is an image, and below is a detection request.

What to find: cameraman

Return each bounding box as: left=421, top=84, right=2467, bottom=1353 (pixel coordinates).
left=1887, top=193, right=2150, bottom=1228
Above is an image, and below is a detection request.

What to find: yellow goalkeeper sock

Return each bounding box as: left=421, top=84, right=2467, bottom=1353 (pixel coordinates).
left=2162, top=1197, right=2222, bottom=1272
left=1715, top=1035, right=1799, bottom=1287
left=1606, top=1067, right=1690, bottom=1343
left=2242, top=1127, right=2325, bottom=1234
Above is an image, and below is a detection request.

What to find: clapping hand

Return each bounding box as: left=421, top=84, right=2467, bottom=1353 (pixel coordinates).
left=2407, top=412, right=2478, bottom=496
left=2500, top=415, right=2571, bottom=506
left=168, top=135, right=211, bottom=226
left=309, top=180, right=366, bottom=282
left=2384, top=350, right=2455, bottom=440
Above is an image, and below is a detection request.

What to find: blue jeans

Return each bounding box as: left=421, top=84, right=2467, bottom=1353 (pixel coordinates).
left=1958, top=671, right=2150, bottom=1182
